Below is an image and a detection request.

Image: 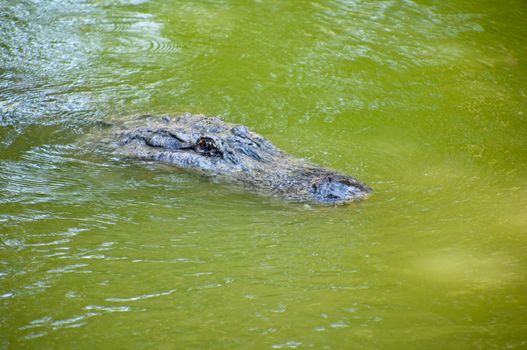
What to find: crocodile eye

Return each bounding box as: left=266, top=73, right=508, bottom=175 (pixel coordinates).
left=195, top=137, right=221, bottom=156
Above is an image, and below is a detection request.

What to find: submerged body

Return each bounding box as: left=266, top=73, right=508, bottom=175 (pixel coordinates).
left=105, top=113, right=371, bottom=205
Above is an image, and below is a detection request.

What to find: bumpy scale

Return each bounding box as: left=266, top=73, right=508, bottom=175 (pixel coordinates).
left=106, top=113, right=371, bottom=205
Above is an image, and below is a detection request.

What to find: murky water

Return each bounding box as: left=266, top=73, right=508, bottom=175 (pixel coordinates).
left=1, top=0, right=526, bottom=348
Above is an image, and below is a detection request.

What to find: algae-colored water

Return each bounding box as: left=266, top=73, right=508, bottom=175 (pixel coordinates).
left=1, top=0, right=526, bottom=349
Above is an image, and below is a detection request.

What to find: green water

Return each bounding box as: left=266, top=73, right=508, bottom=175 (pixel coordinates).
left=1, top=0, right=526, bottom=348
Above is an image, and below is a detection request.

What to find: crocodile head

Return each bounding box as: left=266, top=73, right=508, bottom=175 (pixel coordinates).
left=110, top=113, right=371, bottom=205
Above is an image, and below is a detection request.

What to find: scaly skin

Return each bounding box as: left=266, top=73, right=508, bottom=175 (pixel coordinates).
left=105, top=113, right=371, bottom=205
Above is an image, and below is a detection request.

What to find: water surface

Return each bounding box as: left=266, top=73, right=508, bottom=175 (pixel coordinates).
left=1, top=0, right=526, bottom=349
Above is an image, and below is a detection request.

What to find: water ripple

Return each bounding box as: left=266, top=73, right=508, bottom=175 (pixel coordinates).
left=106, top=288, right=177, bottom=302
left=20, top=304, right=133, bottom=337
left=0, top=0, right=106, bottom=127
left=0, top=0, right=179, bottom=129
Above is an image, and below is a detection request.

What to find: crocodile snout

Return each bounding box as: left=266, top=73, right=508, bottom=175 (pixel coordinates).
left=311, top=175, right=370, bottom=205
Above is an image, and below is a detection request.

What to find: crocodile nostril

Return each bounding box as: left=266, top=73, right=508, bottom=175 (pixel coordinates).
left=311, top=176, right=367, bottom=204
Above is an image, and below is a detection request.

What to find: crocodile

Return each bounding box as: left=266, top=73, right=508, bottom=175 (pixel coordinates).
left=102, top=113, right=371, bottom=205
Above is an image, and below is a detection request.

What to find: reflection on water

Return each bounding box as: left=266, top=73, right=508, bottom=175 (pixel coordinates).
left=1, top=0, right=527, bottom=348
